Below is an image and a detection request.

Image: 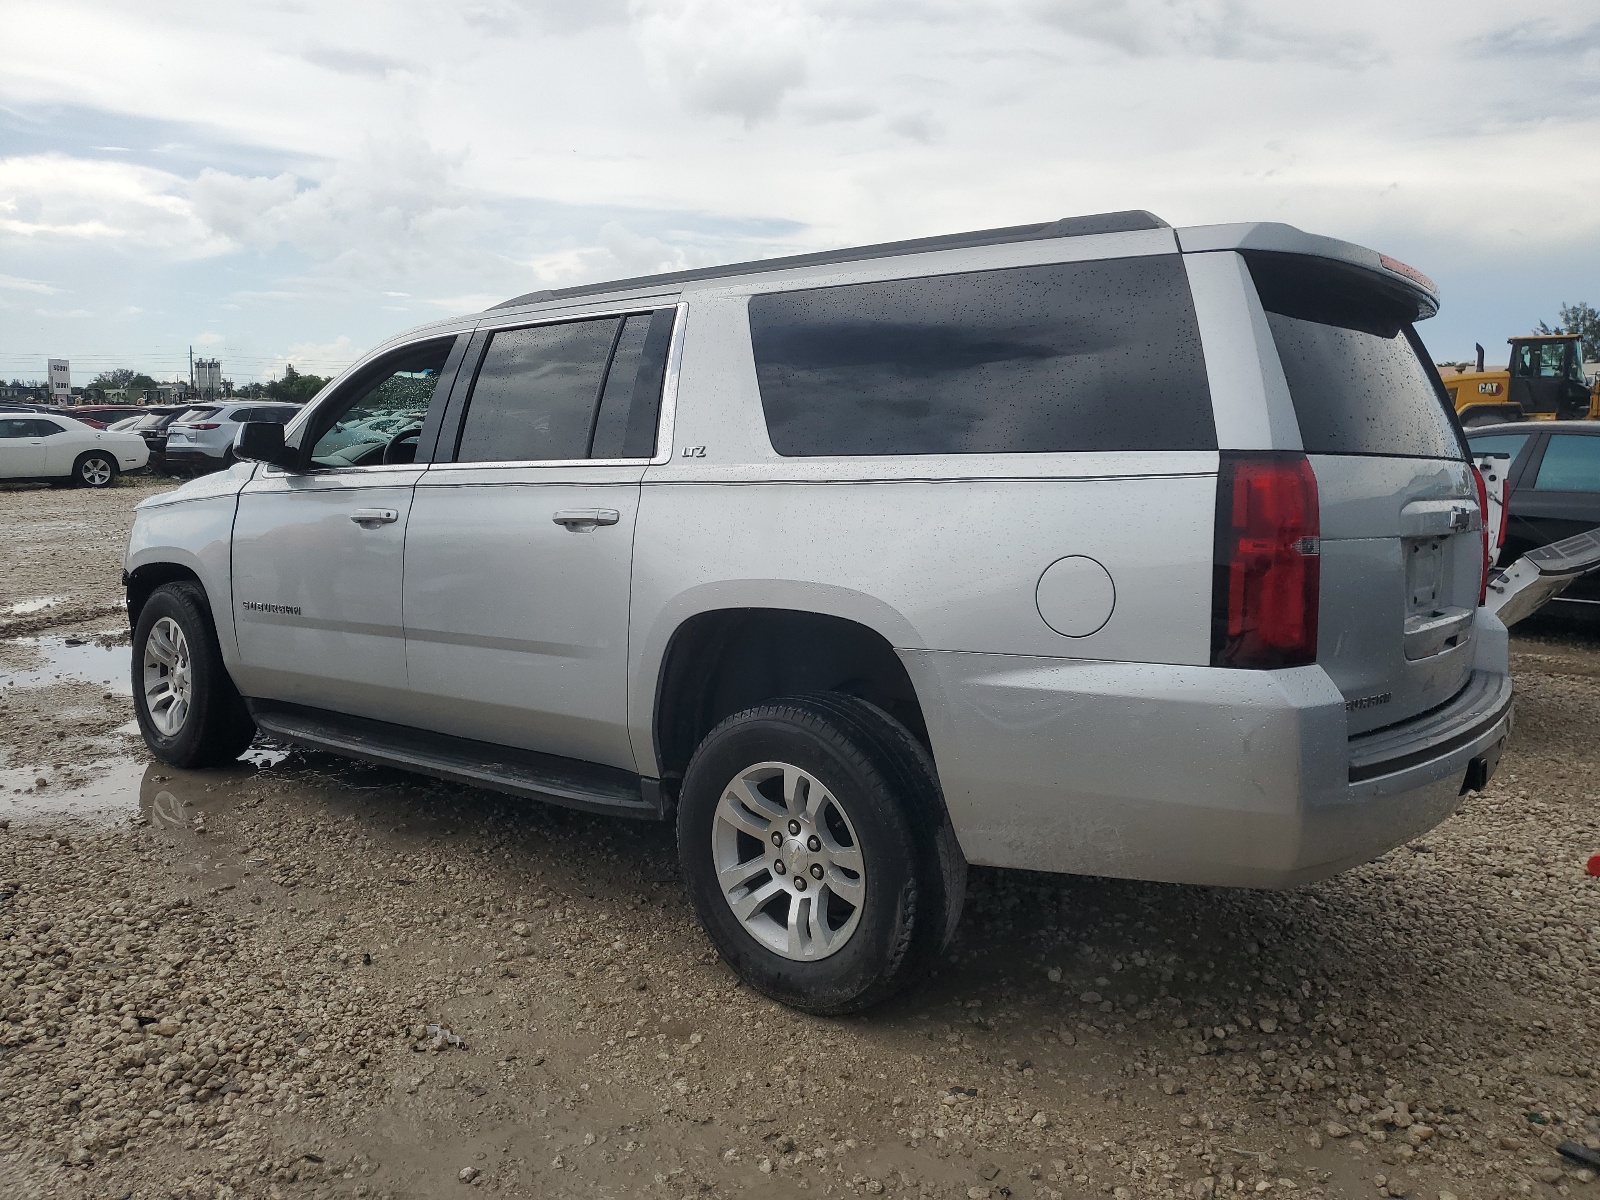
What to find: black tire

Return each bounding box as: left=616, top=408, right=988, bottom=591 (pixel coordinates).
left=131, top=582, right=256, bottom=768
left=677, top=693, right=966, bottom=1014
left=73, top=450, right=119, bottom=488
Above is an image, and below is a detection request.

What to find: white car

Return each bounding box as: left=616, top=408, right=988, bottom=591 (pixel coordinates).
left=0, top=413, right=150, bottom=487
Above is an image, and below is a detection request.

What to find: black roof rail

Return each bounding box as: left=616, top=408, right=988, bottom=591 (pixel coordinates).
left=491, top=210, right=1169, bottom=310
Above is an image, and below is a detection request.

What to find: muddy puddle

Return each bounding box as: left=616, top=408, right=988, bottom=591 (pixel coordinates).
left=0, top=633, right=132, bottom=693
left=0, top=747, right=290, bottom=825
left=4, top=595, right=68, bottom=617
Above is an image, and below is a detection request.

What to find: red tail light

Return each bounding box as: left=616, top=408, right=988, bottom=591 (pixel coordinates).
left=1211, top=453, right=1321, bottom=669
left=1471, top=465, right=1490, bottom=605
left=187, top=422, right=221, bottom=430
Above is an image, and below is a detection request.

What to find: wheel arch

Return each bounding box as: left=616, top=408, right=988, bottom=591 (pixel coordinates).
left=72, top=446, right=120, bottom=483
left=125, top=561, right=207, bottom=630
left=646, top=602, right=934, bottom=792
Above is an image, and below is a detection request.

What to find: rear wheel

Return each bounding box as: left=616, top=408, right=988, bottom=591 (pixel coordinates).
left=73, top=451, right=118, bottom=488
left=677, top=693, right=964, bottom=1014
left=132, top=582, right=255, bottom=767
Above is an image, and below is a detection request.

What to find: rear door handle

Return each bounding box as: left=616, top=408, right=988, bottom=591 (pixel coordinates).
left=350, top=508, right=399, bottom=526
left=553, top=508, right=621, bottom=531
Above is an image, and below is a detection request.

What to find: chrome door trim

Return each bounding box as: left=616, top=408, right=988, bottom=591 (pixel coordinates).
left=651, top=302, right=688, bottom=465
left=473, top=301, right=677, bottom=336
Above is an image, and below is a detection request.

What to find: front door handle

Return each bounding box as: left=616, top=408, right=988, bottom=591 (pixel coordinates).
left=350, top=508, right=399, bottom=526
left=552, top=508, right=621, bottom=531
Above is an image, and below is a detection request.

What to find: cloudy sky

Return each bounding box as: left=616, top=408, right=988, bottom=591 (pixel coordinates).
left=1, top=0, right=1597, bottom=385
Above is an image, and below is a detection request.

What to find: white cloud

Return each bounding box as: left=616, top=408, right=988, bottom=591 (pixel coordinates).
left=634, top=0, right=814, bottom=125
left=1028, top=0, right=1375, bottom=64
left=273, top=335, right=359, bottom=379
left=0, top=154, right=227, bottom=254
left=0, top=272, right=61, bottom=294
left=1, top=0, right=1598, bottom=375
left=598, top=221, right=719, bottom=276
left=888, top=110, right=943, bottom=143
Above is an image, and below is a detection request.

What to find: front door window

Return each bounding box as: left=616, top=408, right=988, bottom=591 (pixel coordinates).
left=309, top=342, right=454, bottom=468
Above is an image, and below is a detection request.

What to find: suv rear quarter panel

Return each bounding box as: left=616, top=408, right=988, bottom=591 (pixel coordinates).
left=628, top=276, right=1219, bottom=776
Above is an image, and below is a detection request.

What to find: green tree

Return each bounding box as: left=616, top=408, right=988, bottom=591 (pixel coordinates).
left=1537, top=301, right=1600, bottom=363
left=90, top=368, right=137, bottom=389
left=264, top=363, right=328, bottom=404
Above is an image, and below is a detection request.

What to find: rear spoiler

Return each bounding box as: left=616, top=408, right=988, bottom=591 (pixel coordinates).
left=1176, top=222, right=1439, bottom=321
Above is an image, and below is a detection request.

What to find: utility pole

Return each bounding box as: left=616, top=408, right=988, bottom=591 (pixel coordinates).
left=188, top=346, right=194, bottom=397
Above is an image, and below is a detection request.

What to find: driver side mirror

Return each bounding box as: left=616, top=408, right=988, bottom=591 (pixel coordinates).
left=234, top=422, right=296, bottom=469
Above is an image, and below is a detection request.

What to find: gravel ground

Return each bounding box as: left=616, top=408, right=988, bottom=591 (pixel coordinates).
left=2, top=479, right=1598, bottom=1200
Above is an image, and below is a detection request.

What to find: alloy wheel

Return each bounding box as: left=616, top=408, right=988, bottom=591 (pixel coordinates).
left=142, top=617, right=193, bottom=737
left=81, top=455, right=113, bottom=486
left=711, top=761, right=866, bottom=961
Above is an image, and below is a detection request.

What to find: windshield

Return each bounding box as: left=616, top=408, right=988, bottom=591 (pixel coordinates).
left=177, top=407, right=221, bottom=423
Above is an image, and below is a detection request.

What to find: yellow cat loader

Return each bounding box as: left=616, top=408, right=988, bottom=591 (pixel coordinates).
left=1440, top=333, right=1600, bottom=427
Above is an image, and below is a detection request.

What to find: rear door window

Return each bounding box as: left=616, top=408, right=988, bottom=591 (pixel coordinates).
left=589, top=310, right=677, bottom=459
left=453, top=310, right=675, bottom=463
left=1249, top=253, right=1462, bottom=460
left=747, top=255, right=1215, bottom=456
left=1533, top=435, right=1600, bottom=491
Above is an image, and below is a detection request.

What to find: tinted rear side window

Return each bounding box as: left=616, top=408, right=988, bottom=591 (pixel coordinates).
left=237, top=407, right=295, bottom=424
left=590, top=309, right=676, bottom=459
left=748, top=255, right=1215, bottom=456
left=1249, top=253, right=1462, bottom=460
left=457, top=319, right=619, bottom=463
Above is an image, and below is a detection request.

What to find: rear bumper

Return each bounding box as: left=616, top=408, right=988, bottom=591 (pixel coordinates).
left=901, top=609, right=1513, bottom=889
left=163, top=446, right=227, bottom=467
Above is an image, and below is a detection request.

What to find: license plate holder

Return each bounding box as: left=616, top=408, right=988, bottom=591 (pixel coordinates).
left=1405, top=535, right=1447, bottom=614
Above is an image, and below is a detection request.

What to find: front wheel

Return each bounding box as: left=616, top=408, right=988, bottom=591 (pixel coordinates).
left=73, top=451, right=118, bottom=488
left=132, top=582, right=255, bottom=767
left=677, top=693, right=964, bottom=1014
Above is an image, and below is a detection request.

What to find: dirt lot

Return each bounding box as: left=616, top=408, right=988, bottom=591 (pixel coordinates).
left=2, top=476, right=1598, bottom=1200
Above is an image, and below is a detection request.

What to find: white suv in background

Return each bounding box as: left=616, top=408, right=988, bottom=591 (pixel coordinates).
left=124, top=211, right=1513, bottom=1013
left=163, top=402, right=301, bottom=472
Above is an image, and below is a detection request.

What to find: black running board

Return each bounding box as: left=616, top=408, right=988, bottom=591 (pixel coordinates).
left=247, top=699, right=667, bottom=820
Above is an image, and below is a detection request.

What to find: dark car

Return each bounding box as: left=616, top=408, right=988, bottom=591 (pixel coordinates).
left=126, top=406, right=197, bottom=469
left=1468, top=421, right=1600, bottom=619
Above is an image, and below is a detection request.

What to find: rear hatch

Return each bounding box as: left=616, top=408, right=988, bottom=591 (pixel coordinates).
left=1248, top=253, right=1480, bottom=735
left=166, top=406, right=222, bottom=442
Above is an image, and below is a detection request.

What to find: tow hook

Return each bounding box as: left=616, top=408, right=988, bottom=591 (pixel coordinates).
left=1461, top=738, right=1506, bottom=795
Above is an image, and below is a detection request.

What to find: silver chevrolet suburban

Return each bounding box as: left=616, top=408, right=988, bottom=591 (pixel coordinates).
left=124, top=211, right=1513, bottom=1013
